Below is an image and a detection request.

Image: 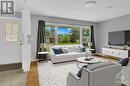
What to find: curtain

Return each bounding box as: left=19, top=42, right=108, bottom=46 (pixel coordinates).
left=91, top=26, right=96, bottom=53
left=36, top=20, right=45, bottom=59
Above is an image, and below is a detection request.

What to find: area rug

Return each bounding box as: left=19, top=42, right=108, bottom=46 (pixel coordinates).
left=38, top=61, right=77, bottom=86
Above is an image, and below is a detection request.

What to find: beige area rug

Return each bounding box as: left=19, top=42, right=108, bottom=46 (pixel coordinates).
left=38, top=61, right=78, bottom=86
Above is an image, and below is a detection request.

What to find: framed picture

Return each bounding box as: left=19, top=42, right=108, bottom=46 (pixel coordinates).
left=5, top=23, right=18, bottom=42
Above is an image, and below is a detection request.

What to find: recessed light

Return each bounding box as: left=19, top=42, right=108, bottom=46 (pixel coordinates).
left=85, top=1, right=96, bottom=8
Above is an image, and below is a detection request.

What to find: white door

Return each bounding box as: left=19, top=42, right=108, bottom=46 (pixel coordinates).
left=22, top=9, right=31, bottom=72
left=0, top=18, right=22, bottom=65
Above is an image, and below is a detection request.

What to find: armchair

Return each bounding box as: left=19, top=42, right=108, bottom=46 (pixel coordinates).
left=67, top=62, right=122, bottom=86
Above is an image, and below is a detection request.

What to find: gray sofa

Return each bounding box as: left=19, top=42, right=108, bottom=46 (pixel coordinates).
left=67, top=62, right=122, bottom=86
left=50, top=45, right=86, bottom=63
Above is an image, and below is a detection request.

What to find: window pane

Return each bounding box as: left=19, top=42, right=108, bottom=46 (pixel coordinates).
left=58, top=26, right=80, bottom=45
left=82, top=26, right=91, bottom=44
left=45, top=25, right=55, bottom=48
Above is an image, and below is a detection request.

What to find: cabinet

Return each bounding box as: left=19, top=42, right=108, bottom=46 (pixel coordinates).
left=102, top=48, right=130, bottom=58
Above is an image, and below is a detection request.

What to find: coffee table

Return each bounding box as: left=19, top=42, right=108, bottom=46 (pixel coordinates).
left=77, top=57, right=101, bottom=68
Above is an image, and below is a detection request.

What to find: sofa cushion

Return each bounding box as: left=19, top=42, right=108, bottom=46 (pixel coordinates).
left=66, top=46, right=76, bottom=52
left=66, top=45, right=80, bottom=52
left=62, top=48, right=68, bottom=53
left=52, top=48, right=63, bottom=54
left=55, top=52, right=86, bottom=59
left=52, top=45, right=85, bottom=53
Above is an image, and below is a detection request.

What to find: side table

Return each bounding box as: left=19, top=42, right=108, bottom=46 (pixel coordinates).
left=38, top=52, right=49, bottom=62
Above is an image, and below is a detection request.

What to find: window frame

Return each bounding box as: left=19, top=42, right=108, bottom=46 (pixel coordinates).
left=45, top=22, right=91, bottom=45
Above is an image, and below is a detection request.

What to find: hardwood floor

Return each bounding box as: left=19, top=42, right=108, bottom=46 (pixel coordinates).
left=26, top=61, right=39, bottom=86
left=122, top=84, right=126, bottom=86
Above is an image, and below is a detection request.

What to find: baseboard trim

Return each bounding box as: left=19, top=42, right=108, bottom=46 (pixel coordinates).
left=0, top=63, right=22, bottom=71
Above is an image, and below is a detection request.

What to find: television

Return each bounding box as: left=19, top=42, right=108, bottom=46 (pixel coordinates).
left=108, top=30, right=130, bottom=46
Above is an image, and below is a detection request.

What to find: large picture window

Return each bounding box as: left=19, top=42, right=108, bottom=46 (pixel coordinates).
left=45, top=24, right=91, bottom=46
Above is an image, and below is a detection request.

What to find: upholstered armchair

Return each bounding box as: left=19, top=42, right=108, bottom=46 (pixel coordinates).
left=67, top=62, right=122, bottom=86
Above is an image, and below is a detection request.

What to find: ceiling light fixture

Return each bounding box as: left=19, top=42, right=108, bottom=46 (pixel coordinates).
left=107, top=6, right=112, bottom=8
left=85, top=1, right=96, bottom=8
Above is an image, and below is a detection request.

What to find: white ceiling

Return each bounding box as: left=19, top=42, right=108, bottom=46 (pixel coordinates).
left=16, top=0, right=130, bottom=22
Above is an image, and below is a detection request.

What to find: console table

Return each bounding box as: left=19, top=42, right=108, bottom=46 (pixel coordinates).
left=102, top=48, right=130, bottom=59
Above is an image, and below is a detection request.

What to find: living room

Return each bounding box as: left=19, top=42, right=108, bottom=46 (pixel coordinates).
left=0, top=0, right=130, bottom=86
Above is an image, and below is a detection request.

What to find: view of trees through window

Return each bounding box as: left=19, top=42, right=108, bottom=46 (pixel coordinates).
left=58, top=26, right=80, bottom=45
left=45, top=24, right=91, bottom=46
left=82, top=27, right=91, bottom=44
left=45, top=25, right=55, bottom=45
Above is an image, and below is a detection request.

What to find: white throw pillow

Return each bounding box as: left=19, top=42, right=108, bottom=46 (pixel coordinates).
left=62, top=48, right=68, bottom=53
left=67, top=46, right=77, bottom=52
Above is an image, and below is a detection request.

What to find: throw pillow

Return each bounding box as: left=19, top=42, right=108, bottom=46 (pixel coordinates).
left=77, top=45, right=86, bottom=52
left=62, top=48, right=68, bottom=53
left=118, top=58, right=129, bottom=66
left=52, top=48, right=63, bottom=54
left=80, top=47, right=86, bottom=52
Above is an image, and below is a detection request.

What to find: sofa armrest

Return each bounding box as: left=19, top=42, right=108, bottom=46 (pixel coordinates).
left=50, top=51, right=55, bottom=56
left=50, top=48, right=55, bottom=56
left=49, top=48, right=57, bottom=63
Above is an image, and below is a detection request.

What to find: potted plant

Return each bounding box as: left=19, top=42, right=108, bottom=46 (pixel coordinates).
left=40, top=43, right=47, bottom=52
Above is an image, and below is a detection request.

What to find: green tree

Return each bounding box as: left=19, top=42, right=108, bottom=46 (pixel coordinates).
left=70, top=29, right=79, bottom=43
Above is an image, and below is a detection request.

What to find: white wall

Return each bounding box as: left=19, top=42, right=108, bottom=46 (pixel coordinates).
left=96, top=14, right=130, bottom=53
left=0, top=18, right=22, bottom=65
left=96, top=14, right=130, bottom=85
